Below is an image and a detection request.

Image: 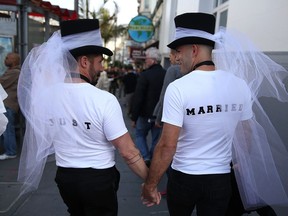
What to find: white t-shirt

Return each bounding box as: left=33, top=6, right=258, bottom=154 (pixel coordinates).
left=37, top=83, right=127, bottom=169
left=162, top=70, right=253, bottom=174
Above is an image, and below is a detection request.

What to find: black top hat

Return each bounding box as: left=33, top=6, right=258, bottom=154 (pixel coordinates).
left=60, top=19, right=113, bottom=57
left=167, top=13, right=216, bottom=49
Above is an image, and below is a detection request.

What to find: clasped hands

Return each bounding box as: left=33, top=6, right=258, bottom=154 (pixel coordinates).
left=141, top=183, right=161, bottom=207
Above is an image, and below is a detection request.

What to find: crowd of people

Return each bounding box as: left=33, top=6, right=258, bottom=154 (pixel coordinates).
left=0, top=11, right=287, bottom=216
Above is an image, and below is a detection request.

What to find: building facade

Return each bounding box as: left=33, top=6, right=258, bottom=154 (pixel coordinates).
left=138, top=0, right=288, bottom=69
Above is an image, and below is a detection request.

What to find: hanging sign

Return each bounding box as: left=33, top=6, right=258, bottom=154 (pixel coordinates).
left=128, top=15, right=154, bottom=43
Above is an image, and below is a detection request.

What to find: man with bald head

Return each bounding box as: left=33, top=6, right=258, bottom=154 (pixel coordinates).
left=0, top=52, right=20, bottom=160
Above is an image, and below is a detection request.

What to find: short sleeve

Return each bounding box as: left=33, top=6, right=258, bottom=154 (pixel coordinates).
left=103, top=97, right=128, bottom=141
left=161, top=83, right=184, bottom=127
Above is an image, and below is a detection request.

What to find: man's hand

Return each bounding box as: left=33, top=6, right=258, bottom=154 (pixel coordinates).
left=141, top=183, right=161, bottom=207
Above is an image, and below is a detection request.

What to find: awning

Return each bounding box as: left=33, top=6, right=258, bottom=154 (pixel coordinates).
left=0, top=0, right=78, bottom=20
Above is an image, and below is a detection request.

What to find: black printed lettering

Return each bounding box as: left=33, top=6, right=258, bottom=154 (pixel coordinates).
left=207, top=105, right=213, bottom=113
left=72, top=119, right=78, bottom=126
left=186, top=103, right=245, bottom=116
left=84, top=122, right=91, bottom=129
left=186, top=108, right=195, bottom=115
left=216, top=105, right=222, bottom=112
left=198, top=107, right=205, bottom=114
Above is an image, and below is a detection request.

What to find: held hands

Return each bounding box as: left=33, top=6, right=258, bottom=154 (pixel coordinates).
left=141, top=183, right=161, bottom=207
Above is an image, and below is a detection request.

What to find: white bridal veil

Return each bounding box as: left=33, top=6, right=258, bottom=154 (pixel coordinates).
left=213, top=28, right=288, bottom=209
left=17, top=30, right=81, bottom=194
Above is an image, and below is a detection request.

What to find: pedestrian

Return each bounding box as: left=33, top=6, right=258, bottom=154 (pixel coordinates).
left=96, top=70, right=110, bottom=91
left=108, top=66, right=120, bottom=96
left=0, top=52, right=20, bottom=160
left=130, top=47, right=166, bottom=167
left=17, top=19, right=159, bottom=216
left=141, top=12, right=288, bottom=214
left=153, top=49, right=182, bottom=128
left=122, top=64, right=138, bottom=117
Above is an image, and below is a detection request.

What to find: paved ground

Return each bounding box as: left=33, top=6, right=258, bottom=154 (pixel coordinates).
left=0, top=96, right=287, bottom=216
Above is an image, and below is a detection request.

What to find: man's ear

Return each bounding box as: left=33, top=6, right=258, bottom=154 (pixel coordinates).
left=78, top=56, right=89, bottom=68
left=191, top=44, right=199, bottom=56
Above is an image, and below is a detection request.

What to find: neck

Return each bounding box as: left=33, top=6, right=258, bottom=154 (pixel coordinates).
left=9, top=65, right=19, bottom=69
left=70, top=73, right=93, bottom=84
left=80, top=74, right=92, bottom=83
left=193, top=60, right=215, bottom=71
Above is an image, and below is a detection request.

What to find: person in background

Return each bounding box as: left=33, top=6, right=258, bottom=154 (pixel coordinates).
left=153, top=49, right=182, bottom=128
left=130, top=47, right=166, bottom=167
left=17, top=19, right=160, bottom=216
left=96, top=70, right=110, bottom=91
left=109, top=66, right=120, bottom=96
left=0, top=52, right=20, bottom=160
left=122, top=64, right=138, bottom=117
left=117, top=67, right=126, bottom=99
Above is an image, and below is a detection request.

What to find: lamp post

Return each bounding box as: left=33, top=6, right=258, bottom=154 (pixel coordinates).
left=74, top=0, right=79, bottom=16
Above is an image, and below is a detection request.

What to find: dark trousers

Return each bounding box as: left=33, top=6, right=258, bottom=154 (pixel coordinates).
left=167, top=169, right=231, bottom=216
left=55, top=166, right=120, bottom=216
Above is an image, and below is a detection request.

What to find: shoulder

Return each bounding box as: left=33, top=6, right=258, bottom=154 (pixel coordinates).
left=166, top=65, right=181, bottom=75
left=93, top=85, right=113, bottom=96
left=81, top=84, right=118, bottom=106
left=219, top=70, right=247, bottom=84
left=148, top=64, right=165, bottom=72
left=167, top=65, right=180, bottom=71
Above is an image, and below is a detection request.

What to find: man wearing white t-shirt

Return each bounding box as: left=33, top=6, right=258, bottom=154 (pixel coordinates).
left=18, top=19, right=160, bottom=216
left=142, top=13, right=253, bottom=215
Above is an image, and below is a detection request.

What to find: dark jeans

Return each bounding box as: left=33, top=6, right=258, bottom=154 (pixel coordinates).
left=135, top=116, right=162, bottom=161
left=167, top=169, right=231, bottom=216
left=55, top=166, right=120, bottom=216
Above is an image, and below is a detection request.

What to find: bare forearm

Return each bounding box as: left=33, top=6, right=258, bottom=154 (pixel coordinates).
left=142, top=141, right=175, bottom=206
left=125, top=154, right=149, bottom=180
left=144, top=123, right=179, bottom=190
left=113, top=132, right=149, bottom=180
left=145, top=141, right=175, bottom=189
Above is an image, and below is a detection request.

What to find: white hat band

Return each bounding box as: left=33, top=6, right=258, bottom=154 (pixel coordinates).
left=175, top=27, right=221, bottom=43
left=62, top=29, right=103, bottom=50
